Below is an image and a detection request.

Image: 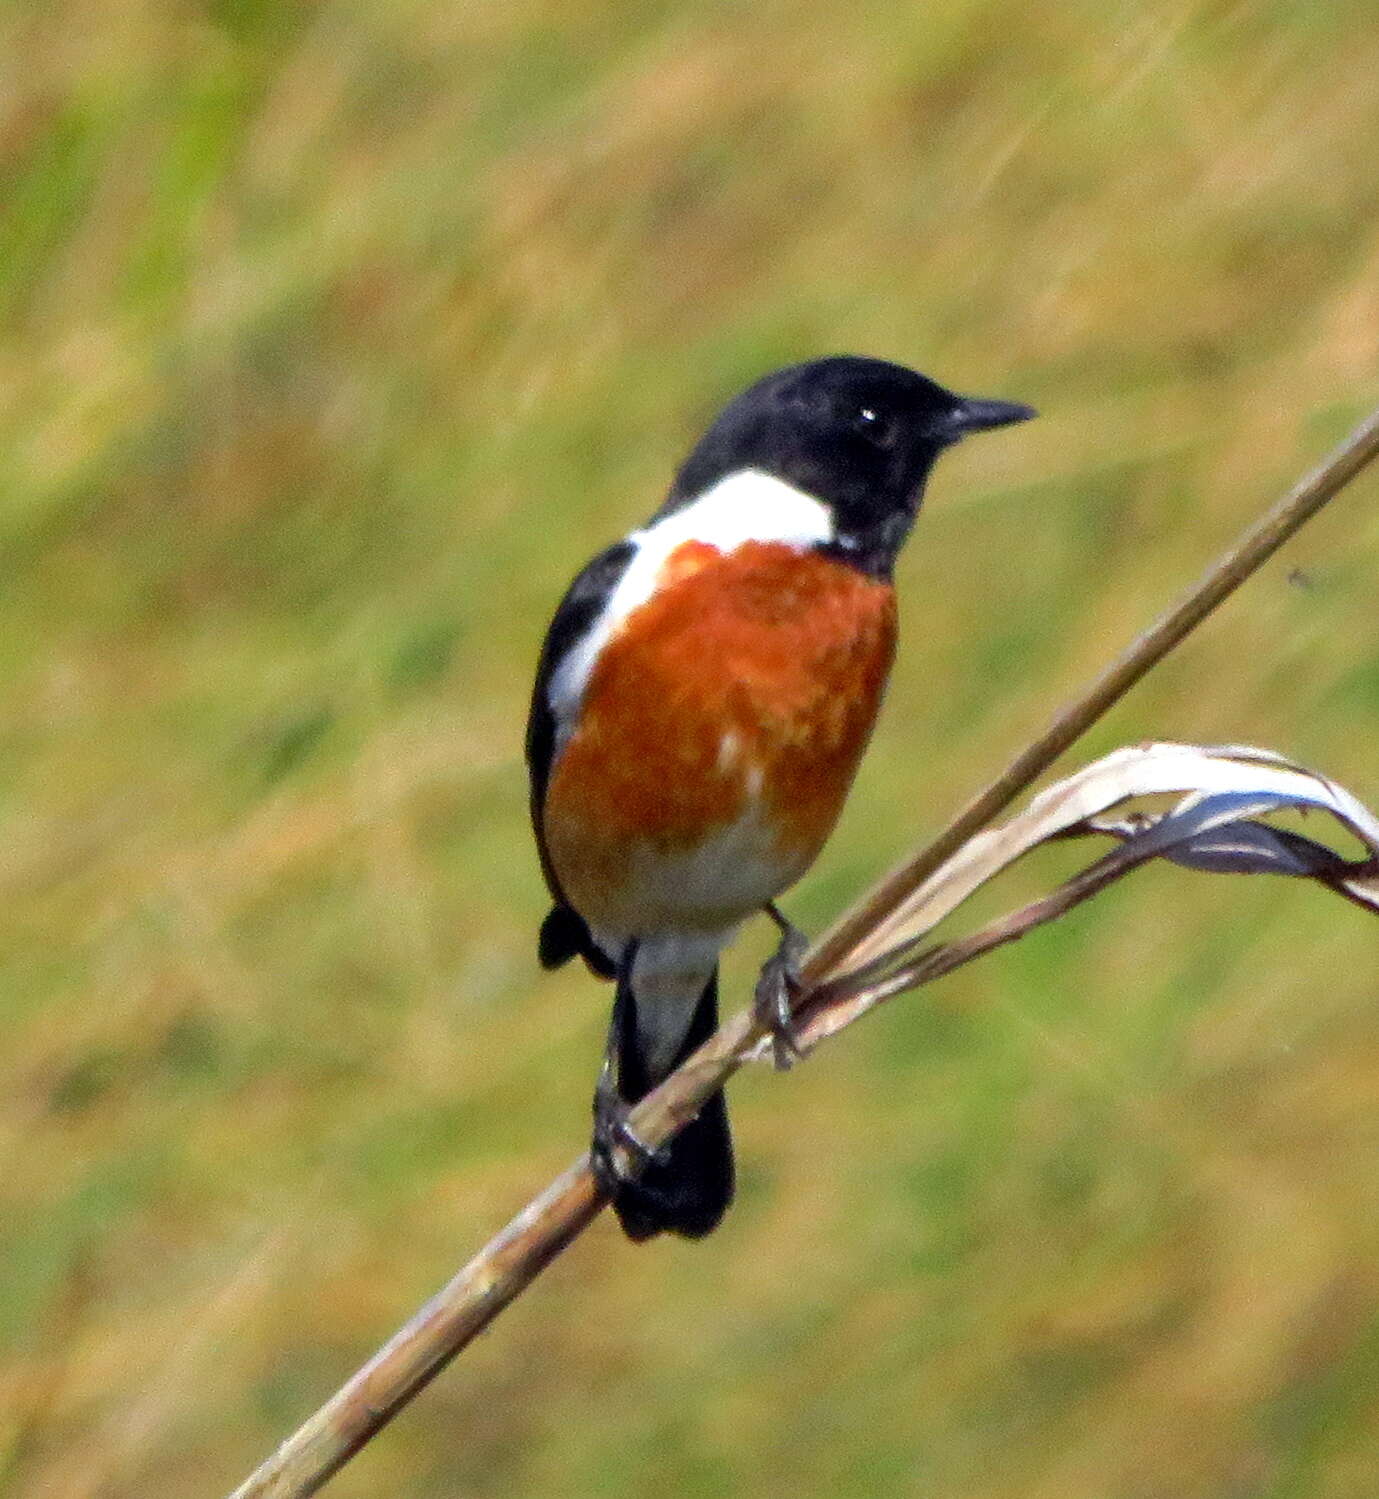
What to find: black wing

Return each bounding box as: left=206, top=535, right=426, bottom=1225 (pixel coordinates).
left=526, top=539, right=636, bottom=977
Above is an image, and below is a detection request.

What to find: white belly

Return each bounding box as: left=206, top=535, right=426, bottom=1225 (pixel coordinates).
left=589, top=800, right=803, bottom=945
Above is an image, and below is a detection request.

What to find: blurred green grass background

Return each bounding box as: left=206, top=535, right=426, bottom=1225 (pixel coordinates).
left=3, top=2, right=1379, bottom=1495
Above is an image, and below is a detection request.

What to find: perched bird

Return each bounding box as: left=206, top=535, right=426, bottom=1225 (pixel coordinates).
left=526, top=356, right=1033, bottom=1241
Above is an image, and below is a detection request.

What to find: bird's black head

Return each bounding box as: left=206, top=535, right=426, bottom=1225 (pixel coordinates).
left=663, top=355, right=1035, bottom=577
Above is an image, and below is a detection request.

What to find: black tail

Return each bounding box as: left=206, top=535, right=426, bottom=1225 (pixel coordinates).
left=611, top=966, right=734, bottom=1242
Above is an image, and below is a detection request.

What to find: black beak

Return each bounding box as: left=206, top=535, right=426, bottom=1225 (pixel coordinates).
left=944, top=396, right=1037, bottom=441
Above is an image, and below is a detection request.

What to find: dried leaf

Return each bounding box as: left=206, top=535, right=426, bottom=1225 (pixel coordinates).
left=847, top=743, right=1379, bottom=971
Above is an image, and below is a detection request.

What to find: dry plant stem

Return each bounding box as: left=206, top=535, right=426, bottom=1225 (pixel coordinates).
left=238, top=840, right=1201, bottom=1499
left=228, top=1165, right=604, bottom=1499
left=228, top=406, right=1379, bottom=1499
left=808, top=403, right=1379, bottom=980
left=228, top=838, right=1158, bottom=1499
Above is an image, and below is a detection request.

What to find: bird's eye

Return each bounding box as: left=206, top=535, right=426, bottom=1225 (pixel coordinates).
left=851, top=405, right=896, bottom=447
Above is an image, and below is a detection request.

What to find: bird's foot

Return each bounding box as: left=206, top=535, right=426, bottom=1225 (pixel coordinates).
left=590, top=1071, right=667, bottom=1195
left=754, top=904, right=810, bottom=1071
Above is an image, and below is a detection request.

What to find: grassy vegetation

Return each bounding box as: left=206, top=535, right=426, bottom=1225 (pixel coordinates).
left=3, top=1, right=1379, bottom=1495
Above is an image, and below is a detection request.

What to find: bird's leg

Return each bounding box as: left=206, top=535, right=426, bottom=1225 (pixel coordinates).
left=754, top=901, right=810, bottom=1071
left=590, top=951, right=667, bottom=1195
left=591, top=1072, right=665, bottom=1193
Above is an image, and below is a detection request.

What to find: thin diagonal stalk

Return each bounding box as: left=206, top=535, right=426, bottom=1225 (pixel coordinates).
left=227, top=841, right=1148, bottom=1499
left=228, top=404, right=1379, bottom=1499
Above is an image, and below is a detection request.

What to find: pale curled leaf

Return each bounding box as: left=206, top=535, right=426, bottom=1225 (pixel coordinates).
left=1088, top=811, right=1347, bottom=877
left=766, top=743, right=1379, bottom=1057
left=843, top=742, right=1379, bottom=972
left=1090, top=814, right=1379, bottom=913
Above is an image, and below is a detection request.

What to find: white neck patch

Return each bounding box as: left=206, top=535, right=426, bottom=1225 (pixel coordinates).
left=548, top=469, right=834, bottom=726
